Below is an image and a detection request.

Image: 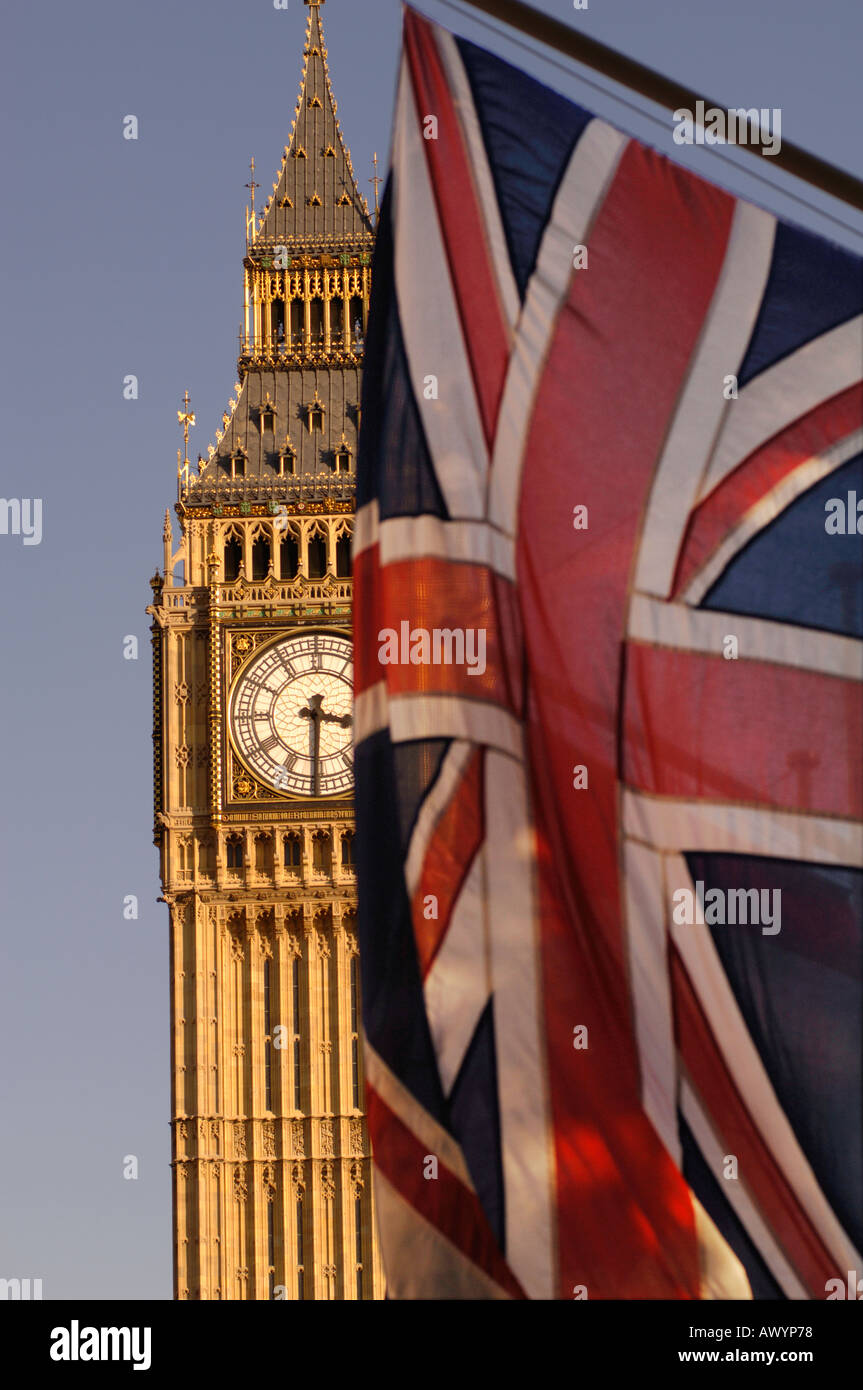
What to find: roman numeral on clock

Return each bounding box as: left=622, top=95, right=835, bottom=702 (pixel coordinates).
left=260, top=734, right=281, bottom=754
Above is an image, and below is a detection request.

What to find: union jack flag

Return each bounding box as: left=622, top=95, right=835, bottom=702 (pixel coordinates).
left=353, top=8, right=863, bottom=1299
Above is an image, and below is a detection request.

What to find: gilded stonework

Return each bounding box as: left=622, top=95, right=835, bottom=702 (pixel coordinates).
left=148, top=0, right=381, bottom=1302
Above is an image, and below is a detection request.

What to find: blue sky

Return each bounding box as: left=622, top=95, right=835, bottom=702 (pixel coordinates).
left=1, top=0, right=861, bottom=1300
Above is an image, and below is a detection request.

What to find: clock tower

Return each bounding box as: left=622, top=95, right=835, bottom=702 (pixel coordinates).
left=147, top=0, right=383, bottom=1300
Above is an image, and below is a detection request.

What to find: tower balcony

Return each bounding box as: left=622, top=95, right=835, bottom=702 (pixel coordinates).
left=180, top=471, right=356, bottom=508
left=238, top=336, right=364, bottom=375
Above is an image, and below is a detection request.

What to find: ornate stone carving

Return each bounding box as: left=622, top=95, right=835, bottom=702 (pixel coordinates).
left=320, top=1119, right=334, bottom=1157
left=292, top=1160, right=305, bottom=1197
left=263, top=1164, right=277, bottom=1201
left=349, top=1117, right=363, bottom=1156
left=321, top=1161, right=336, bottom=1201
left=263, top=1121, right=276, bottom=1159
left=233, top=1165, right=248, bottom=1203
left=345, top=932, right=359, bottom=956
left=228, top=927, right=245, bottom=963
left=175, top=745, right=191, bottom=769
left=233, top=1122, right=247, bottom=1159
left=316, top=930, right=331, bottom=958
left=292, top=1119, right=305, bottom=1158
left=350, top=1160, right=364, bottom=1196
left=174, top=681, right=190, bottom=704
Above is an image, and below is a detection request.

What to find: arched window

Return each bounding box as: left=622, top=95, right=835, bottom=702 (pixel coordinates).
left=269, top=303, right=285, bottom=348
left=284, top=834, right=301, bottom=870
left=254, top=833, right=271, bottom=873
left=350, top=297, right=364, bottom=340
left=307, top=533, right=327, bottom=579
left=280, top=533, right=300, bottom=580
left=224, top=536, right=242, bottom=582
left=261, top=406, right=276, bottom=433
left=341, top=833, right=355, bottom=868
left=335, top=448, right=351, bottom=474
left=336, top=533, right=352, bottom=578
left=277, top=447, right=296, bottom=476
left=252, top=535, right=271, bottom=580
left=330, top=297, right=344, bottom=338
left=290, top=299, right=303, bottom=341
left=311, top=832, right=331, bottom=874
left=226, top=835, right=244, bottom=870
left=231, top=451, right=246, bottom=479
left=309, top=299, right=323, bottom=342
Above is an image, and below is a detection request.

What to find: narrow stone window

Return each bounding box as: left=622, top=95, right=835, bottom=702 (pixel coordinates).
left=252, top=535, right=271, bottom=580
left=307, top=534, right=327, bottom=579
left=224, top=536, right=242, bottom=582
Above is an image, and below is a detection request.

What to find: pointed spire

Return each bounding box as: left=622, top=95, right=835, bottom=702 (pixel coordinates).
left=253, top=0, right=373, bottom=251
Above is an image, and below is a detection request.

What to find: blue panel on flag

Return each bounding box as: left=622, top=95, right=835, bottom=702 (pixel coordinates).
left=392, top=739, right=452, bottom=855
left=702, top=453, right=863, bottom=637
left=679, top=1115, right=784, bottom=1299
left=739, top=221, right=863, bottom=387
left=356, top=730, right=447, bottom=1122
left=448, top=999, right=505, bottom=1250
left=456, top=37, right=592, bottom=298
left=358, top=186, right=449, bottom=520
left=686, top=852, right=863, bottom=1253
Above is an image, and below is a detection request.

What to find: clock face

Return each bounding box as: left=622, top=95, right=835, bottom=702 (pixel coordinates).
left=229, top=632, right=354, bottom=798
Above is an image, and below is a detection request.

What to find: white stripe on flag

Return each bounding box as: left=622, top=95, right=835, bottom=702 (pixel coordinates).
left=434, top=28, right=521, bottom=332
left=392, top=55, right=489, bottom=519
left=622, top=838, right=680, bottom=1163
left=628, top=593, right=863, bottom=681
left=489, top=118, right=627, bottom=538
left=622, top=790, right=863, bottom=867
left=683, top=427, right=863, bottom=603
left=424, top=849, right=491, bottom=1095
left=681, top=1081, right=809, bottom=1300
left=633, top=200, right=775, bottom=598
left=484, top=748, right=556, bottom=1299
left=404, top=741, right=477, bottom=896
left=698, top=315, right=863, bottom=503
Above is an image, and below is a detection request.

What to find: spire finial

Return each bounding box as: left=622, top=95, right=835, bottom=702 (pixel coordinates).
left=370, top=152, right=382, bottom=217
left=177, top=390, right=196, bottom=489
left=245, top=156, right=259, bottom=217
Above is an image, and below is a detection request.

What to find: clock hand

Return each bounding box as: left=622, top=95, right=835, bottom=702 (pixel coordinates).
left=299, top=694, right=324, bottom=796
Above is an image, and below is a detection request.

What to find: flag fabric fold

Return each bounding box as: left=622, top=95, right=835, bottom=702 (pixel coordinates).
left=354, top=6, right=863, bottom=1300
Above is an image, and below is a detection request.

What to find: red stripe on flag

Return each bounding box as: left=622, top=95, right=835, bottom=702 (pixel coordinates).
left=366, top=1082, right=526, bottom=1299
left=412, top=749, right=484, bottom=979
left=672, top=383, right=863, bottom=596
left=624, top=643, right=863, bottom=820
left=516, top=139, right=735, bottom=1295
left=404, top=10, right=510, bottom=448
left=353, top=548, right=518, bottom=709
left=672, top=950, right=841, bottom=1298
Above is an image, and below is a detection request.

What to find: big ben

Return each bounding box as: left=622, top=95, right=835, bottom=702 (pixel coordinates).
left=147, top=0, right=383, bottom=1300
